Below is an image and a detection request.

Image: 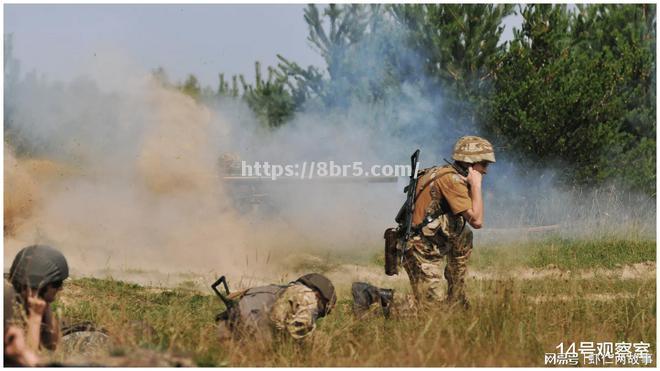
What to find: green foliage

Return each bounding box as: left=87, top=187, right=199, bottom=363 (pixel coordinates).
left=390, top=4, right=513, bottom=92
left=388, top=4, right=514, bottom=130
left=470, top=237, right=656, bottom=271
left=278, top=4, right=371, bottom=106
left=277, top=4, right=420, bottom=109
left=529, top=238, right=656, bottom=270
left=239, top=62, right=295, bottom=128
left=216, top=73, right=239, bottom=98
left=484, top=4, right=656, bottom=195
left=179, top=74, right=201, bottom=100
left=274, top=4, right=655, bottom=194
left=214, top=62, right=296, bottom=128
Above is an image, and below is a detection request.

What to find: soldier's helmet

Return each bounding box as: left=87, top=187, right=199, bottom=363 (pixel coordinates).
left=9, top=245, right=69, bottom=291
left=452, top=136, right=496, bottom=164
left=296, top=273, right=336, bottom=317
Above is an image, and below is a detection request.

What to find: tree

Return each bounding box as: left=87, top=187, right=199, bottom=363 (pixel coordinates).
left=390, top=4, right=514, bottom=127
left=214, top=61, right=296, bottom=128
left=277, top=4, right=514, bottom=130
left=484, top=4, right=656, bottom=195
left=179, top=74, right=201, bottom=100
left=277, top=4, right=376, bottom=108
left=4, top=33, right=20, bottom=131
left=240, top=62, right=295, bottom=128
left=390, top=4, right=513, bottom=90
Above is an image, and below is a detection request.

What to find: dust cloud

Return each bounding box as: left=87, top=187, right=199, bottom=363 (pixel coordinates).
left=4, top=75, right=298, bottom=281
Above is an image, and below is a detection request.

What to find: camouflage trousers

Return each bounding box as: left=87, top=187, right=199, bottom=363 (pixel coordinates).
left=402, top=216, right=473, bottom=308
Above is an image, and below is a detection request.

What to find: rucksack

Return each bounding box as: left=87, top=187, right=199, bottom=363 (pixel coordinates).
left=218, top=284, right=286, bottom=338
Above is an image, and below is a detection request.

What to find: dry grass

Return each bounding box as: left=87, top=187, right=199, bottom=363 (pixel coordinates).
left=48, top=237, right=656, bottom=366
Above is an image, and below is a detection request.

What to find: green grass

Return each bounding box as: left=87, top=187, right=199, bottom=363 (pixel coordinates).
left=50, top=237, right=656, bottom=366
left=470, top=237, right=656, bottom=271
left=528, top=238, right=656, bottom=270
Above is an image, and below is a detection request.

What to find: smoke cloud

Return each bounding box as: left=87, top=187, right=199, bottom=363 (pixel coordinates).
left=4, top=20, right=654, bottom=284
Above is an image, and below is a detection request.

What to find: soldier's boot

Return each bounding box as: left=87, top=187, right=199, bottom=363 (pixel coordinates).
left=377, top=288, right=394, bottom=318
left=352, top=282, right=395, bottom=318
left=351, top=282, right=375, bottom=315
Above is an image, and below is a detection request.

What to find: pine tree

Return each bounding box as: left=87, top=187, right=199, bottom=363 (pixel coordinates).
left=390, top=4, right=514, bottom=127
left=276, top=4, right=373, bottom=108
left=180, top=74, right=201, bottom=100
left=484, top=4, right=656, bottom=195
left=241, top=61, right=296, bottom=128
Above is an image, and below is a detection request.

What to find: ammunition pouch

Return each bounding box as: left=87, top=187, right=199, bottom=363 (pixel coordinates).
left=384, top=227, right=402, bottom=276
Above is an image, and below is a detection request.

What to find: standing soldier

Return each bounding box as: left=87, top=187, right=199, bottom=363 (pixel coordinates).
left=402, top=136, right=495, bottom=308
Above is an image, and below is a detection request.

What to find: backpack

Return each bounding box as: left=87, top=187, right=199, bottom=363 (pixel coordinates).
left=219, top=284, right=286, bottom=338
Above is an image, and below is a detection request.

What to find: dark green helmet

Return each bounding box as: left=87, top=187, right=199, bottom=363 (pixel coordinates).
left=296, top=273, right=336, bottom=316
left=9, top=245, right=69, bottom=291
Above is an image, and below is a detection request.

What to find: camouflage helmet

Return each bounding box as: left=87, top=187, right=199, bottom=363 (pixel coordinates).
left=296, top=273, right=336, bottom=317
left=452, top=136, right=496, bottom=164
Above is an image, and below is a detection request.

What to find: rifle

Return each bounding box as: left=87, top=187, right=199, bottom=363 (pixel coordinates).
left=404, top=150, right=421, bottom=240
left=387, top=150, right=421, bottom=275
left=211, top=276, right=236, bottom=321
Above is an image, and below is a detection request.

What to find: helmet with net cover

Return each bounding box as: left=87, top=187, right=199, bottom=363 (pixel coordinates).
left=9, top=245, right=69, bottom=291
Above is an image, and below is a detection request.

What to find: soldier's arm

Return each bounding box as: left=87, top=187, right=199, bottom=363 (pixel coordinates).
left=270, top=287, right=317, bottom=339
left=285, top=303, right=316, bottom=339
left=461, top=167, right=483, bottom=229
left=39, top=306, right=60, bottom=350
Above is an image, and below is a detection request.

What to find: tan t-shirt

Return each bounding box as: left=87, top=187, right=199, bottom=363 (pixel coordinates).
left=412, top=165, right=472, bottom=225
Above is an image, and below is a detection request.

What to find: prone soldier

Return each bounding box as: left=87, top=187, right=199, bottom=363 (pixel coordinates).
left=215, top=273, right=336, bottom=341
left=7, top=245, right=69, bottom=352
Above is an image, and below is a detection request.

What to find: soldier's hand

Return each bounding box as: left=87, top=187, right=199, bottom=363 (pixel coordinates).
left=26, top=289, right=47, bottom=318
left=465, top=166, right=482, bottom=187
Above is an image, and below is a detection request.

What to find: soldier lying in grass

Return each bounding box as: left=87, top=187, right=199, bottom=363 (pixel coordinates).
left=8, top=245, right=69, bottom=352
left=216, top=273, right=336, bottom=341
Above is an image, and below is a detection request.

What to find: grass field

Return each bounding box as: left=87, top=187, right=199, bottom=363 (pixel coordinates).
left=48, top=237, right=656, bottom=366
